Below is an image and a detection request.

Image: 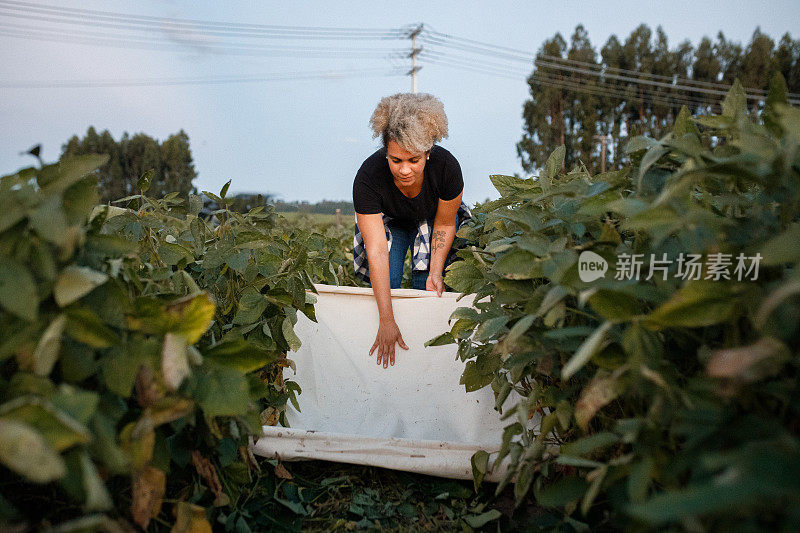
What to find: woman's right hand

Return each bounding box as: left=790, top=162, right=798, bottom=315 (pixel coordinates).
left=370, top=317, right=409, bottom=368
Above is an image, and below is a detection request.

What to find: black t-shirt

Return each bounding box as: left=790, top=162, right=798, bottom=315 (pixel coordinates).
left=352, top=144, right=463, bottom=227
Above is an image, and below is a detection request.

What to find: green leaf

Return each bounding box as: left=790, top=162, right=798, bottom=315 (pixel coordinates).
left=204, top=339, right=276, bottom=373
left=188, top=194, right=203, bottom=216
left=463, top=509, right=502, bottom=529
left=0, top=418, right=66, bottom=483
left=137, top=168, right=154, bottom=192
left=759, top=223, right=800, bottom=265
left=444, top=260, right=485, bottom=294
left=721, top=79, right=747, bottom=119
left=471, top=450, right=489, bottom=491
left=627, top=456, right=654, bottom=503
left=101, top=341, right=156, bottom=397
left=43, top=154, right=108, bottom=195
left=84, top=234, right=137, bottom=258
left=425, top=332, right=455, bottom=347
left=52, top=384, right=99, bottom=426
left=65, top=308, right=120, bottom=348
left=474, top=316, right=508, bottom=342
left=493, top=249, right=538, bottom=279
left=625, top=136, right=657, bottom=154
left=158, top=242, right=193, bottom=267
left=28, top=195, right=69, bottom=245
left=587, top=289, right=641, bottom=322
left=672, top=105, right=700, bottom=138
left=514, top=460, right=537, bottom=504
left=490, top=174, right=537, bottom=197
left=80, top=451, right=112, bottom=511
left=535, top=476, right=589, bottom=508
left=220, top=179, right=231, bottom=199
left=282, top=316, right=302, bottom=352
left=193, top=363, right=251, bottom=418
left=460, top=359, right=494, bottom=392
left=561, top=432, right=619, bottom=457
left=581, top=465, right=607, bottom=515
left=627, top=481, right=761, bottom=524
left=562, top=322, right=613, bottom=380
left=54, top=266, right=108, bottom=307
left=232, top=288, right=268, bottom=325
left=62, top=176, right=99, bottom=224
left=545, top=145, right=566, bottom=179
left=0, top=259, right=38, bottom=321
left=644, top=282, right=738, bottom=329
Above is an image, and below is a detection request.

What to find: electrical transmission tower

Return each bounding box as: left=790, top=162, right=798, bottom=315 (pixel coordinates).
left=406, top=24, right=423, bottom=93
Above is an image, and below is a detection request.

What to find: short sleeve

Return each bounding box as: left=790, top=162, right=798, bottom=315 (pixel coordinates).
left=352, top=170, right=382, bottom=214
left=440, top=152, right=464, bottom=201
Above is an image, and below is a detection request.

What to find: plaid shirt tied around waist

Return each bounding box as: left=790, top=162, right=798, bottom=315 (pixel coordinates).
left=353, top=202, right=473, bottom=283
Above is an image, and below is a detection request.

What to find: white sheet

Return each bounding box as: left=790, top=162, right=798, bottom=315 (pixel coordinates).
left=252, top=284, right=530, bottom=481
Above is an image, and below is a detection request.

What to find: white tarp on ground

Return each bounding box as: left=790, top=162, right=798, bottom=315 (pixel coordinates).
left=252, top=284, right=532, bottom=481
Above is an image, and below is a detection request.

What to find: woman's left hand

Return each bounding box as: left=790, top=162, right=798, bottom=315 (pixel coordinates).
left=426, top=272, right=445, bottom=297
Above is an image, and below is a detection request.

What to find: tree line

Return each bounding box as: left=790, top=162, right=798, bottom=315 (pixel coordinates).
left=61, top=127, right=197, bottom=204
left=518, top=25, right=800, bottom=175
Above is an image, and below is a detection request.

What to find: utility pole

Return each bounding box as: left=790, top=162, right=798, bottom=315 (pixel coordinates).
left=593, top=135, right=610, bottom=173
left=407, top=24, right=423, bottom=93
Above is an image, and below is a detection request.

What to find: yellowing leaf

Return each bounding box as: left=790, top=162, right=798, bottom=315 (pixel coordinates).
left=707, top=337, right=791, bottom=382
left=162, top=333, right=190, bottom=392
left=33, top=314, right=66, bottom=376
left=120, top=422, right=155, bottom=470
left=131, top=465, right=166, bottom=530
left=575, top=369, right=625, bottom=430
left=54, top=266, right=108, bottom=307
left=166, top=293, right=216, bottom=344
left=0, top=418, right=66, bottom=483
left=172, top=502, right=213, bottom=533
left=129, top=293, right=215, bottom=344
left=0, top=396, right=91, bottom=452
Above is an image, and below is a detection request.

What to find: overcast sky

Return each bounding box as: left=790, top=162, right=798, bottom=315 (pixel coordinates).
left=1, top=0, right=798, bottom=204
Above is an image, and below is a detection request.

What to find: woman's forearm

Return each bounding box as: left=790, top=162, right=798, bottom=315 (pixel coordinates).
left=366, top=247, right=394, bottom=322
left=428, top=221, right=456, bottom=276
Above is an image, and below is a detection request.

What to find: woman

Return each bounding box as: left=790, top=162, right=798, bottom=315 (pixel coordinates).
left=352, top=93, right=472, bottom=369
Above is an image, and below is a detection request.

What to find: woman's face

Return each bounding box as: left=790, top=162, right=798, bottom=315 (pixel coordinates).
left=386, top=140, right=428, bottom=188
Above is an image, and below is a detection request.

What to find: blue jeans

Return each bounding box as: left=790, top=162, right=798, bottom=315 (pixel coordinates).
left=385, top=223, right=428, bottom=289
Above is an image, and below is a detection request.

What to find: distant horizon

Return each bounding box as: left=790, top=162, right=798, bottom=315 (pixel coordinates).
left=3, top=0, right=798, bottom=204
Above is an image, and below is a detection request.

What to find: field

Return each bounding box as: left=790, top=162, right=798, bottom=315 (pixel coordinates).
left=1, top=82, right=799, bottom=532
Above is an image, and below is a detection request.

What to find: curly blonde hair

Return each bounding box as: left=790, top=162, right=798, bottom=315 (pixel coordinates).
left=369, top=93, right=449, bottom=154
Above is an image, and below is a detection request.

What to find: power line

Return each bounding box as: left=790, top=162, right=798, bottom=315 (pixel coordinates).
left=535, top=59, right=800, bottom=104
left=0, top=0, right=404, bottom=39
left=0, top=24, right=405, bottom=57
left=536, top=53, right=770, bottom=95
left=418, top=49, right=724, bottom=109
left=532, top=72, right=719, bottom=111
left=0, top=67, right=406, bottom=89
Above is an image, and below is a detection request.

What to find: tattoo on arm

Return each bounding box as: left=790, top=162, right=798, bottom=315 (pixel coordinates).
left=432, top=230, right=448, bottom=252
